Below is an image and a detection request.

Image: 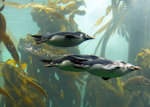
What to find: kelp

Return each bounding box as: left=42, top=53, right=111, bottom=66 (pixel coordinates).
left=13, top=0, right=86, bottom=106
left=0, top=4, right=4, bottom=12
left=0, top=61, right=5, bottom=69
left=83, top=19, right=112, bottom=50
left=135, top=48, right=150, bottom=78
left=83, top=47, right=150, bottom=107
left=106, top=5, right=113, bottom=15
left=0, top=28, right=25, bottom=73
left=26, top=78, right=48, bottom=101
left=2, top=63, right=47, bottom=107
left=92, top=16, right=105, bottom=29
left=30, top=0, right=86, bottom=32
left=83, top=74, right=150, bottom=107
left=6, top=59, right=48, bottom=101
left=7, top=59, right=26, bottom=69
left=4, top=0, right=86, bottom=21
left=84, top=0, right=127, bottom=56
left=69, top=9, right=86, bottom=29
left=0, top=30, right=19, bottom=54
left=100, top=79, right=124, bottom=98
left=0, top=13, right=6, bottom=32
left=6, top=30, right=18, bottom=48
left=3, top=2, right=65, bottom=19
left=83, top=76, right=127, bottom=107
left=0, top=87, right=14, bottom=103
left=3, top=0, right=150, bottom=107
left=90, top=0, right=150, bottom=67
left=116, top=77, right=124, bottom=95
left=0, top=1, right=25, bottom=74
left=94, top=8, right=130, bottom=56
left=92, top=5, right=112, bottom=29
left=0, top=0, right=5, bottom=11
left=18, top=35, right=83, bottom=107
left=60, top=0, right=74, bottom=4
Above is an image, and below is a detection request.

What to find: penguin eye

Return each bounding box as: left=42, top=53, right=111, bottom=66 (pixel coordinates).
left=85, top=34, right=88, bottom=37
left=84, top=34, right=90, bottom=38
left=129, top=66, right=134, bottom=69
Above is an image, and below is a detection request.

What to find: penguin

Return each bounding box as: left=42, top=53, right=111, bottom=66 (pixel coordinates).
left=78, top=59, right=141, bottom=80
left=41, top=55, right=100, bottom=72
left=41, top=55, right=141, bottom=80
left=31, top=31, right=95, bottom=47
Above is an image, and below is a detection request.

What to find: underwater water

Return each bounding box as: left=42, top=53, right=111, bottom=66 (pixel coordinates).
left=0, top=0, right=150, bottom=107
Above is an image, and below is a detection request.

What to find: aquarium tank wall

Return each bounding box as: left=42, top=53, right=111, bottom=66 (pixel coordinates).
left=0, top=0, right=150, bottom=107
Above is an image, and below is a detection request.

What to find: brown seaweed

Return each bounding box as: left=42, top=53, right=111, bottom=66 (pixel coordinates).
left=0, top=4, right=4, bottom=12
left=0, top=0, right=5, bottom=12
left=0, top=29, right=24, bottom=73
left=3, top=63, right=47, bottom=107
left=26, top=78, right=48, bottom=101
left=1, top=0, right=150, bottom=107
left=0, top=87, right=14, bottom=103
left=1, top=0, right=87, bottom=107
left=4, top=2, right=65, bottom=19
left=0, top=13, right=6, bottom=32
left=0, top=12, right=25, bottom=75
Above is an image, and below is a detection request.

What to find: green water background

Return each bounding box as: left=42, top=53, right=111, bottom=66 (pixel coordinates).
left=0, top=0, right=129, bottom=107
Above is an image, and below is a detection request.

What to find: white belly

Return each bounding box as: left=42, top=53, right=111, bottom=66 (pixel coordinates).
left=46, top=35, right=84, bottom=47
left=56, top=60, right=85, bottom=72
left=86, top=64, right=126, bottom=78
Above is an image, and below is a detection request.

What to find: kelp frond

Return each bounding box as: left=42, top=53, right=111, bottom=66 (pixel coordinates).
left=91, top=0, right=131, bottom=56
left=92, top=5, right=112, bottom=29
left=3, top=2, right=65, bottom=19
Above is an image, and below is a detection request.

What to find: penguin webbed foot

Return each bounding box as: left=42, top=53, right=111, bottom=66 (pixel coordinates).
left=102, top=77, right=110, bottom=80
left=41, top=60, right=53, bottom=67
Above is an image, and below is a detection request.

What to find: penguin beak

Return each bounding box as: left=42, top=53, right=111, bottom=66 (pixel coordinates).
left=135, top=66, right=141, bottom=70
left=89, top=36, right=95, bottom=39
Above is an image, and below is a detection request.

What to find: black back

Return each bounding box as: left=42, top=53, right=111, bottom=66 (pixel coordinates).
left=81, top=59, right=114, bottom=66
left=71, top=55, right=100, bottom=60
left=42, top=31, right=85, bottom=39
left=53, top=54, right=100, bottom=64
left=53, top=55, right=88, bottom=64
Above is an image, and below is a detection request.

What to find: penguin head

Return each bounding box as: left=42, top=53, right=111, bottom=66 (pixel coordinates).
left=114, top=62, right=141, bottom=76
left=80, top=33, right=95, bottom=40
left=119, top=62, right=141, bottom=72
left=126, top=64, right=141, bottom=71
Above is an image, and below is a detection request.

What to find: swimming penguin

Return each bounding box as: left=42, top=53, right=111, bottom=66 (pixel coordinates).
left=31, top=31, right=95, bottom=47
left=75, top=59, right=141, bottom=80
left=122, top=76, right=150, bottom=91
left=41, top=55, right=100, bottom=72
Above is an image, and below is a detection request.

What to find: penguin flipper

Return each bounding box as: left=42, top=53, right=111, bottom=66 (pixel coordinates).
left=69, top=56, right=89, bottom=65
left=102, top=64, right=119, bottom=70
left=102, top=77, right=110, bottom=80
left=71, top=56, right=89, bottom=61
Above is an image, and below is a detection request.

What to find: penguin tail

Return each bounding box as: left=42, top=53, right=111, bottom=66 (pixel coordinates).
left=30, top=34, right=45, bottom=44
left=41, top=60, right=54, bottom=67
